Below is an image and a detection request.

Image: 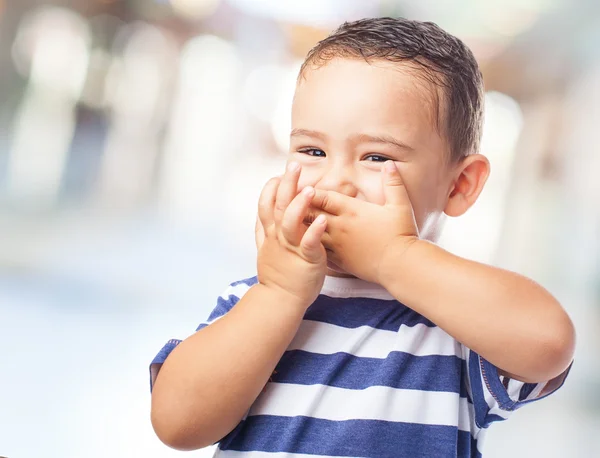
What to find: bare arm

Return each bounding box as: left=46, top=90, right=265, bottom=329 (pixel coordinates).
left=151, top=284, right=306, bottom=450
left=151, top=164, right=328, bottom=450
left=310, top=162, right=575, bottom=385
left=380, top=240, right=575, bottom=383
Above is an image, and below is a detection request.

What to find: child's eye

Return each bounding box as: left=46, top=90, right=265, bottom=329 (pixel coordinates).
left=364, top=155, right=390, bottom=162
left=298, top=148, right=326, bottom=157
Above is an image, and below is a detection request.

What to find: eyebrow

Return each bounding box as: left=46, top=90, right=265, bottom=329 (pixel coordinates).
left=350, top=133, right=414, bottom=152
left=290, top=129, right=414, bottom=152
left=290, top=128, right=327, bottom=141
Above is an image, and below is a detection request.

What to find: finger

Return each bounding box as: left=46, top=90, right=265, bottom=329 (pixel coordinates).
left=382, top=161, right=411, bottom=207
left=303, top=206, right=328, bottom=227
left=300, top=214, right=327, bottom=262
left=255, top=215, right=265, bottom=250
left=258, top=177, right=281, bottom=230
left=274, top=162, right=301, bottom=223
left=280, top=186, right=315, bottom=245
left=320, top=231, right=334, bottom=251
left=311, top=189, right=348, bottom=216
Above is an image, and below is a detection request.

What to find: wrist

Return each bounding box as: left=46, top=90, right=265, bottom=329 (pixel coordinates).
left=376, top=236, right=422, bottom=291
left=255, top=282, right=314, bottom=313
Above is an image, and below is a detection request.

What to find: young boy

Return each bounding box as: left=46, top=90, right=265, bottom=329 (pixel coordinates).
left=149, top=18, right=575, bottom=457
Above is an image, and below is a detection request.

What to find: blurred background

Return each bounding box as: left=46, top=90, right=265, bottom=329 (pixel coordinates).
left=0, top=0, right=598, bottom=457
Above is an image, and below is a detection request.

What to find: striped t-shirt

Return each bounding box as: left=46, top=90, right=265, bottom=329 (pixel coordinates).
left=150, top=275, right=569, bottom=458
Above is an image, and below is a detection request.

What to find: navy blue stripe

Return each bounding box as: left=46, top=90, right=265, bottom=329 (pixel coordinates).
left=150, top=339, right=180, bottom=366
left=275, top=350, right=467, bottom=395
left=231, top=276, right=258, bottom=287
left=196, top=281, right=252, bottom=331
left=201, top=295, right=240, bottom=327
left=485, top=414, right=506, bottom=425
left=306, top=295, right=435, bottom=331
left=468, top=350, right=490, bottom=428
left=149, top=339, right=181, bottom=391
left=220, top=415, right=477, bottom=457
left=468, top=352, right=511, bottom=428
left=479, top=357, right=514, bottom=411
left=459, top=430, right=482, bottom=458
left=518, top=382, right=537, bottom=401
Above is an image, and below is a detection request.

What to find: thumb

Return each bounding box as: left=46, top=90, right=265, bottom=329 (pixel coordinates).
left=300, top=214, right=328, bottom=263
left=383, top=160, right=410, bottom=206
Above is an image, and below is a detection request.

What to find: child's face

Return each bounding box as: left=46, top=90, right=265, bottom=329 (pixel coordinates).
left=289, top=58, right=456, bottom=241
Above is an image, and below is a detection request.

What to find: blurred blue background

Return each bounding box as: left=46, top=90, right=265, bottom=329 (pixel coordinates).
left=0, top=1, right=599, bottom=457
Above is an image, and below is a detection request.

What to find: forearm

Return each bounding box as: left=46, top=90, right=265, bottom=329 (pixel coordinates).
left=380, top=240, right=575, bottom=382
left=151, top=284, right=307, bottom=450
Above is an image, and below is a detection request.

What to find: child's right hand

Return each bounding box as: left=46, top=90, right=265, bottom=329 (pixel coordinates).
left=256, top=162, right=328, bottom=309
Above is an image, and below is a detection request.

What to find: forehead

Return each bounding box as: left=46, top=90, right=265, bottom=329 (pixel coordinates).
left=292, top=58, right=445, bottom=151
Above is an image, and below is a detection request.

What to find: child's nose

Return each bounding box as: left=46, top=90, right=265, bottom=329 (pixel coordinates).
left=314, top=166, right=358, bottom=198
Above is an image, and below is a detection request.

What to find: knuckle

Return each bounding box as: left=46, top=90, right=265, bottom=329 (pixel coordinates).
left=274, top=201, right=287, bottom=213
left=303, top=211, right=316, bottom=225
left=387, top=177, right=404, bottom=186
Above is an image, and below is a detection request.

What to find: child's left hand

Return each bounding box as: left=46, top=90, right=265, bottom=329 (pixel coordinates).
left=310, top=161, right=419, bottom=284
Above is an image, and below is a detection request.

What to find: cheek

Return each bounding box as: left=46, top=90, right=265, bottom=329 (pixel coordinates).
left=297, top=168, right=318, bottom=193
left=359, top=174, right=386, bottom=205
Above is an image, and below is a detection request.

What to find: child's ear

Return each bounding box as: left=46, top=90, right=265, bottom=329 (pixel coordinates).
left=444, top=154, right=490, bottom=217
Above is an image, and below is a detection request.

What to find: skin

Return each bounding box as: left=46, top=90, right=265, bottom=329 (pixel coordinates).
left=256, top=59, right=488, bottom=271
left=292, top=59, right=452, bottom=243
left=151, top=58, right=575, bottom=451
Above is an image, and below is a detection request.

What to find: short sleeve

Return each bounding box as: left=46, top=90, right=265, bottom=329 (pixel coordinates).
left=462, top=345, right=572, bottom=429
left=149, top=276, right=258, bottom=391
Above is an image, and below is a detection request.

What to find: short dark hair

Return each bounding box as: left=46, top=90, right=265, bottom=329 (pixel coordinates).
left=299, top=17, right=484, bottom=163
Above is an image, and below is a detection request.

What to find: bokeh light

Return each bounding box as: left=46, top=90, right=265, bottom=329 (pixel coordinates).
left=0, top=2, right=597, bottom=458
left=169, top=0, right=221, bottom=20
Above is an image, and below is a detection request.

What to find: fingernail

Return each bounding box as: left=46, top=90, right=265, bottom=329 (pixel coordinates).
left=302, top=186, right=314, bottom=196
left=288, top=162, right=300, bottom=172
left=385, top=161, right=397, bottom=173
left=315, top=214, right=326, bottom=224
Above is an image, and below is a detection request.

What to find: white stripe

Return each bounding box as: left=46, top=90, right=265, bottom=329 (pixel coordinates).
left=220, top=282, right=252, bottom=301
left=505, top=377, right=544, bottom=402
left=288, top=320, right=462, bottom=358
left=250, top=382, right=470, bottom=431
left=487, top=403, right=511, bottom=420
left=460, top=395, right=480, bottom=434
left=204, top=314, right=225, bottom=326
left=505, top=377, right=522, bottom=399
left=222, top=279, right=392, bottom=302
left=321, top=276, right=394, bottom=300
left=474, top=428, right=487, bottom=453
left=459, top=351, right=484, bottom=437
left=202, top=283, right=253, bottom=326
left=527, top=381, right=545, bottom=400
left=215, top=450, right=354, bottom=458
